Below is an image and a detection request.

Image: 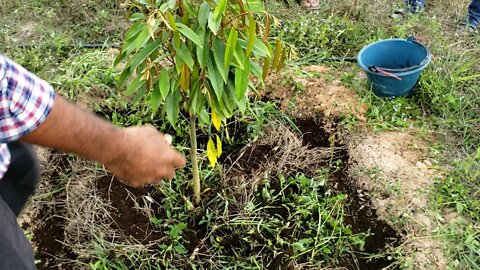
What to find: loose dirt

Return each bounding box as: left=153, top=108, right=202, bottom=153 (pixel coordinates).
left=263, top=66, right=368, bottom=125
left=95, top=176, right=164, bottom=244
left=295, top=119, right=401, bottom=269
left=348, top=131, right=447, bottom=269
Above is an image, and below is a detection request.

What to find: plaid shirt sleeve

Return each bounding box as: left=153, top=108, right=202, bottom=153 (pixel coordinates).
left=0, top=55, right=55, bottom=143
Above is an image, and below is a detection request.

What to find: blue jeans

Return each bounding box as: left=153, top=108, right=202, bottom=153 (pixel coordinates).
left=406, top=0, right=480, bottom=28
left=468, top=0, right=480, bottom=28
left=405, top=0, right=426, bottom=13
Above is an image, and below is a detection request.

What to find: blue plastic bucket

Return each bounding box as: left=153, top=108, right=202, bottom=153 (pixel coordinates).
left=357, top=38, right=431, bottom=97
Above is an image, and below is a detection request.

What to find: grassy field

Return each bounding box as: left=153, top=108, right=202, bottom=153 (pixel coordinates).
left=1, top=0, right=479, bottom=269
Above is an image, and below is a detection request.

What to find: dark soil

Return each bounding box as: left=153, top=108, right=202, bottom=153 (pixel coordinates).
left=295, top=118, right=401, bottom=270
left=33, top=154, right=76, bottom=270
left=95, top=176, right=164, bottom=244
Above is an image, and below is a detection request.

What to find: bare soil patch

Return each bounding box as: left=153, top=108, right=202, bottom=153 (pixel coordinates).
left=348, top=131, right=447, bottom=269
left=262, top=66, right=368, bottom=125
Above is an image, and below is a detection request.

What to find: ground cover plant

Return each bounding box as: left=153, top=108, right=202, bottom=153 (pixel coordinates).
left=1, top=0, right=479, bottom=269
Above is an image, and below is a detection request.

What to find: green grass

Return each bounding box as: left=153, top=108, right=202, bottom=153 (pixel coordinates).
left=2, top=0, right=480, bottom=269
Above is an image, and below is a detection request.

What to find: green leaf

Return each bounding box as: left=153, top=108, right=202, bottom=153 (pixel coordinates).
left=183, top=0, right=196, bottom=16
left=126, top=77, right=145, bottom=96
left=233, top=42, right=245, bottom=69
left=206, top=56, right=224, bottom=100
left=224, top=28, right=238, bottom=69
left=129, top=13, right=146, bottom=22
left=159, top=69, right=170, bottom=99
left=253, top=37, right=271, bottom=58
left=235, top=59, right=250, bottom=100
left=207, top=138, right=217, bottom=167
left=223, top=82, right=235, bottom=116
left=187, top=87, right=204, bottom=115
left=133, top=83, right=147, bottom=103
left=212, top=0, right=227, bottom=21
left=199, top=108, right=210, bottom=126
left=133, top=27, right=150, bottom=52
left=212, top=39, right=228, bottom=83
left=151, top=84, right=161, bottom=112
left=113, top=50, right=127, bottom=67
left=238, top=38, right=270, bottom=58
left=250, top=60, right=262, bottom=78
left=117, top=67, right=132, bottom=88
left=198, top=2, right=210, bottom=28
left=166, top=91, right=181, bottom=126
left=196, top=28, right=209, bottom=69
left=236, top=96, right=247, bottom=114
left=174, top=44, right=194, bottom=70
left=128, top=39, right=162, bottom=71
left=168, top=0, right=176, bottom=9
left=125, top=21, right=144, bottom=41
left=208, top=14, right=221, bottom=34
left=176, top=23, right=203, bottom=48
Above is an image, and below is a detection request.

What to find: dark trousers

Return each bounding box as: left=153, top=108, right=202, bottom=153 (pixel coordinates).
left=0, top=142, right=39, bottom=270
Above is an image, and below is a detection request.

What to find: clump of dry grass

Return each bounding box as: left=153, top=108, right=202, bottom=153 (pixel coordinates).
left=221, top=121, right=336, bottom=207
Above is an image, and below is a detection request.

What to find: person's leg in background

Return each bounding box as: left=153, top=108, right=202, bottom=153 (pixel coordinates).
left=0, top=141, right=41, bottom=270
left=406, top=0, right=426, bottom=13
left=467, top=0, right=480, bottom=28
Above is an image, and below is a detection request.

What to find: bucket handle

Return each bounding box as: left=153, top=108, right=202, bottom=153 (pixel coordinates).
left=407, top=36, right=433, bottom=64
left=368, top=66, right=403, bottom=80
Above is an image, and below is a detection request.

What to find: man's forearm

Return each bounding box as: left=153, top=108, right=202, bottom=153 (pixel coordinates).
left=21, top=95, right=127, bottom=166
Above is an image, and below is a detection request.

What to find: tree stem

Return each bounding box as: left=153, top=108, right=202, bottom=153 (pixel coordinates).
left=189, top=114, right=201, bottom=204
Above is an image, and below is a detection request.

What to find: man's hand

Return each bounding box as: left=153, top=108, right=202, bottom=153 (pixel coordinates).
left=105, top=126, right=186, bottom=187
left=22, top=96, right=186, bottom=187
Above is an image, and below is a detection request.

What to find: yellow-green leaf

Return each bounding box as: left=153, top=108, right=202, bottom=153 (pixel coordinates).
left=216, top=135, right=222, bottom=158
left=212, top=110, right=221, bottom=131
left=277, top=47, right=287, bottom=72
left=245, top=14, right=256, bottom=57
left=224, top=28, right=238, bottom=69
left=212, top=0, right=227, bottom=21
left=207, top=138, right=217, bottom=167
left=180, top=63, right=190, bottom=91
left=262, top=56, right=271, bottom=80
left=166, top=12, right=178, bottom=31
left=271, top=39, right=282, bottom=71
left=263, top=15, right=270, bottom=42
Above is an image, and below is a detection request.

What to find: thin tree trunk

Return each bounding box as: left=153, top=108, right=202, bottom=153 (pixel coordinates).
left=189, top=114, right=201, bottom=204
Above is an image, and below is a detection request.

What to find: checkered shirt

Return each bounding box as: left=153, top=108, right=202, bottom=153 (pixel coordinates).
left=0, top=55, right=55, bottom=179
